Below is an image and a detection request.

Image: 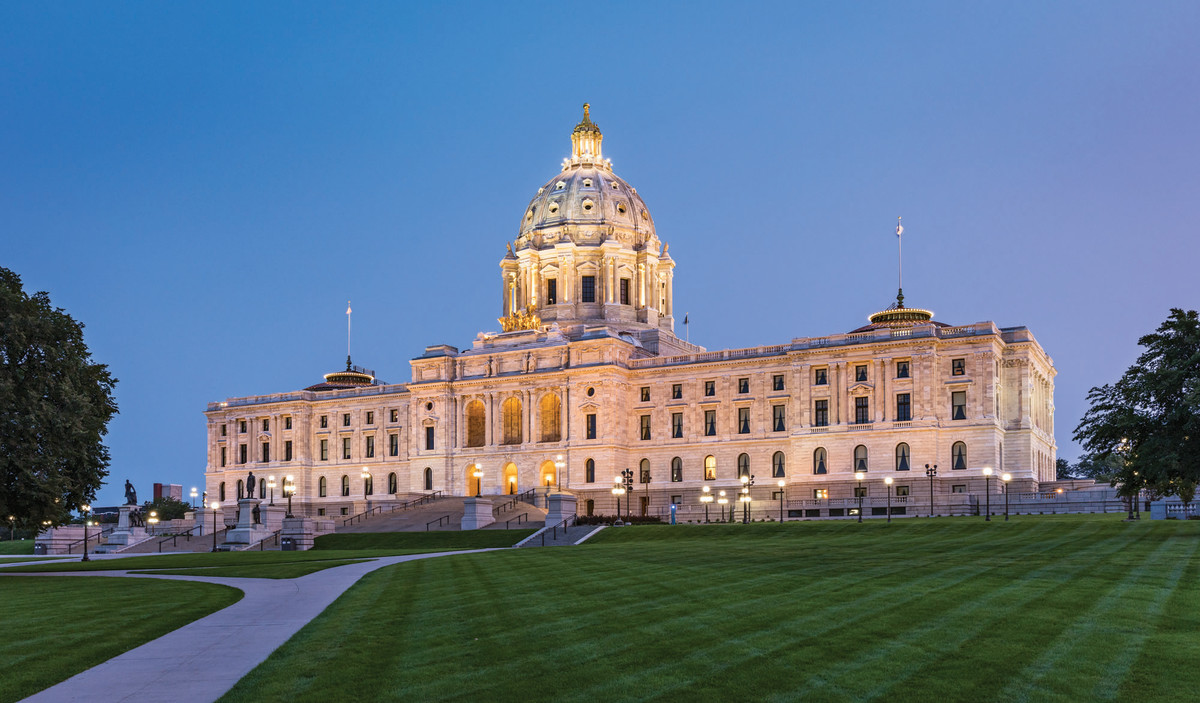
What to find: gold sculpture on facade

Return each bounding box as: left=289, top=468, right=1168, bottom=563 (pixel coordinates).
left=498, top=304, right=542, bottom=333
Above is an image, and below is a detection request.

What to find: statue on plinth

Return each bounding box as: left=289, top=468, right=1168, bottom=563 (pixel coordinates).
left=246, top=472, right=257, bottom=499
left=124, top=479, right=137, bottom=506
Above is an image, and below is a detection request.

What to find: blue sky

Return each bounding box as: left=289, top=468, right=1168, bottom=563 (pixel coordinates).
left=3, top=2, right=1197, bottom=506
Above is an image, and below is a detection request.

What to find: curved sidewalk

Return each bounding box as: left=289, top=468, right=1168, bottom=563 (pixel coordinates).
left=21, top=549, right=497, bottom=703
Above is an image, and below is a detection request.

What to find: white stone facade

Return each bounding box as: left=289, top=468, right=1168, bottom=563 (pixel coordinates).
left=203, top=107, right=1057, bottom=520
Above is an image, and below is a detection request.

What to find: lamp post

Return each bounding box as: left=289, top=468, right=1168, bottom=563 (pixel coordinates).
left=925, top=464, right=938, bottom=517
left=267, top=476, right=276, bottom=506
left=700, top=485, right=713, bottom=523
left=81, top=504, right=91, bottom=562
left=473, top=465, right=484, bottom=497
left=189, top=487, right=198, bottom=509
left=620, top=468, right=634, bottom=518
left=982, top=467, right=993, bottom=521
left=210, top=501, right=220, bottom=552
left=8, top=515, right=14, bottom=541
left=1002, top=473, right=1011, bottom=521
left=361, top=468, right=372, bottom=498
left=554, top=454, right=565, bottom=490
left=147, top=511, right=159, bottom=534
left=854, top=472, right=865, bottom=523
left=717, top=491, right=729, bottom=523
left=611, top=477, right=626, bottom=519
left=884, top=477, right=893, bottom=524
left=284, top=475, right=295, bottom=518
left=777, top=480, right=786, bottom=523
left=739, top=473, right=756, bottom=524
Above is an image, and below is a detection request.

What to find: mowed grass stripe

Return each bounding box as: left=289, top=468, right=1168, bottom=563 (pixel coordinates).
left=217, top=517, right=1199, bottom=703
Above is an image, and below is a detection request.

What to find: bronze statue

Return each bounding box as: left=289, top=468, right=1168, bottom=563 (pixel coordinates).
left=246, top=472, right=256, bottom=499
left=123, top=480, right=137, bottom=506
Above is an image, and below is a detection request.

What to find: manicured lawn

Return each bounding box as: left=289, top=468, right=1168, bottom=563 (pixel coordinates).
left=132, top=559, right=370, bottom=579
left=313, top=529, right=534, bottom=551
left=0, top=576, right=240, bottom=703
left=0, top=540, right=34, bottom=555
left=220, top=515, right=1200, bottom=702
left=0, top=556, right=63, bottom=564
left=0, top=549, right=414, bottom=574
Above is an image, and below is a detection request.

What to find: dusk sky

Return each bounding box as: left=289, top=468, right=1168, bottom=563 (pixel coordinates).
left=3, top=2, right=1197, bottom=506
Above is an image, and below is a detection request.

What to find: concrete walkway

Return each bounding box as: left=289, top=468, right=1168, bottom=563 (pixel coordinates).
left=19, top=549, right=498, bottom=703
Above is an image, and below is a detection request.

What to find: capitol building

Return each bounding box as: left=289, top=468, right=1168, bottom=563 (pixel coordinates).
left=204, top=106, right=1057, bottom=520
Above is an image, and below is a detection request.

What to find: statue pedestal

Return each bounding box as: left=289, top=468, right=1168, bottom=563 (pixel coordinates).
left=194, top=507, right=224, bottom=536
left=461, top=497, right=494, bottom=530
left=260, top=504, right=287, bottom=532
left=106, top=505, right=148, bottom=546
left=225, top=499, right=272, bottom=545
left=545, top=492, right=578, bottom=528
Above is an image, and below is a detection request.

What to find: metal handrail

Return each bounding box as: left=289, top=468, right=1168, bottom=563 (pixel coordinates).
left=425, top=514, right=451, bottom=531
left=65, top=525, right=114, bottom=554
left=255, top=530, right=282, bottom=551
left=540, top=515, right=577, bottom=546
left=504, top=513, right=528, bottom=529
left=157, top=525, right=200, bottom=552
left=515, top=488, right=539, bottom=507
left=494, top=497, right=520, bottom=514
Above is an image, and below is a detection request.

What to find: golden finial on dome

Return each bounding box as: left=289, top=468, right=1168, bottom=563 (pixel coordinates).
left=570, top=102, right=604, bottom=165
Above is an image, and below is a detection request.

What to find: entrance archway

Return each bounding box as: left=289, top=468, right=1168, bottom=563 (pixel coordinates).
left=539, top=460, right=556, bottom=489
left=464, top=463, right=484, bottom=496
left=503, top=463, right=518, bottom=495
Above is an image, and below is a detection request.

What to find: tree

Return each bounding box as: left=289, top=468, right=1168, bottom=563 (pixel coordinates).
left=1074, top=308, right=1200, bottom=506
left=143, top=496, right=191, bottom=522
left=1056, top=457, right=1074, bottom=480
left=0, top=268, right=118, bottom=529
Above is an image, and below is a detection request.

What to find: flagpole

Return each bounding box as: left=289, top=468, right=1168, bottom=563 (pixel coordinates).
left=346, top=301, right=352, bottom=369
left=896, top=216, right=904, bottom=305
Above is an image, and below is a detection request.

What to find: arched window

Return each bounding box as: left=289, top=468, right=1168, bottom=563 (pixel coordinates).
left=364, top=474, right=373, bottom=496
left=772, top=451, right=785, bottom=478
left=465, top=400, right=486, bottom=447
left=259, top=480, right=266, bottom=499
left=585, top=458, right=595, bottom=483
left=237, top=480, right=244, bottom=499
left=704, top=455, right=716, bottom=480
left=539, top=394, right=561, bottom=443
left=388, top=472, right=397, bottom=494
left=737, top=453, right=750, bottom=478
left=639, top=458, right=651, bottom=483
left=341, top=475, right=350, bottom=497
left=671, top=457, right=683, bottom=482
left=424, top=467, right=433, bottom=491
left=952, top=442, right=967, bottom=470
left=219, top=482, right=226, bottom=501
left=895, top=443, right=911, bottom=471
left=585, top=499, right=595, bottom=516
left=854, top=445, right=868, bottom=472
left=501, top=397, right=522, bottom=445
left=813, top=448, right=827, bottom=474
left=999, top=441, right=1004, bottom=472
left=318, top=476, right=327, bottom=498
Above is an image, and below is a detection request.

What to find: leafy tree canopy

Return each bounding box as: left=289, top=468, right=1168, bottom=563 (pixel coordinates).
left=0, top=267, right=118, bottom=528
left=143, top=496, right=191, bottom=522
left=1074, top=308, right=1200, bottom=504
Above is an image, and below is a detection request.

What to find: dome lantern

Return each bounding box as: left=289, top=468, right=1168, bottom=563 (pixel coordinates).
left=568, top=103, right=607, bottom=168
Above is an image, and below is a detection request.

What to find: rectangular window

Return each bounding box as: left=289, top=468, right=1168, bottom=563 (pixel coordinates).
left=390, top=409, right=399, bottom=423
left=320, top=415, right=328, bottom=429
left=952, top=358, right=966, bottom=376
left=284, top=416, right=292, bottom=430
left=814, top=400, right=829, bottom=427
left=320, top=439, right=328, bottom=461
left=855, top=365, right=868, bottom=382
left=239, top=444, right=247, bottom=464
left=640, top=415, right=651, bottom=441
left=704, top=409, right=716, bottom=436
left=342, top=437, right=351, bottom=460
left=952, top=484, right=966, bottom=494
left=366, top=411, right=374, bottom=425
left=896, top=485, right=910, bottom=497
left=672, top=383, right=682, bottom=399
left=772, top=405, right=786, bottom=432
left=365, top=435, right=375, bottom=459
left=640, top=387, right=650, bottom=402
left=220, top=446, right=227, bottom=467
left=896, top=393, right=911, bottom=422
left=389, top=433, right=399, bottom=457
left=952, top=391, right=967, bottom=420
left=260, top=441, right=270, bottom=462
left=619, top=278, right=630, bottom=305
left=814, top=368, right=828, bottom=385
left=343, top=413, right=351, bottom=427
left=239, top=420, right=247, bottom=433
left=896, top=360, right=910, bottom=379
left=581, top=275, right=596, bottom=303
left=586, top=413, right=597, bottom=439
left=341, top=507, right=348, bottom=516
left=738, top=378, right=749, bottom=394
left=704, top=380, right=715, bottom=396
left=221, top=424, right=227, bottom=437
left=671, top=412, right=683, bottom=438
left=425, top=426, right=435, bottom=450
left=546, top=279, right=557, bottom=305
left=284, top=440, right=293, bottom=462
left=262, top=419, right=269, bottom=432
left=317, top=508, right=326, bottom=516
left=813, top=488, right=829, bottom=500
left=854, top=486, right=867, bottom=498
left=772, top=374, right=784, bottom=391
left=855, top=397, right=870, bottom=424
left=737, top=407, right=750, bottom=434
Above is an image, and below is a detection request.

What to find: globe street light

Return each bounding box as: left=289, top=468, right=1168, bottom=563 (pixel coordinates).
left=81, top=504, right=92, bottom=562
left=554, top=454, right=566, bottom=490
left=189, top=487, right=198, bottom=509
left=620, top=468, right=635, bottom=518
left=884, top=477, right=893, bottom=524
left=210, top=501, right=221, bottom=552
left=925, top=464, right=938, bottom=517
left=717, top=491, right=729, bottom=523
left=611, top=476, right=626, bottom=518
left=854, top=472, right=865, bottom=523
left=267, top=476, right=276, bottom=506
left=1002, top=473, right=1012, bottom=521
left=700, top=485, right=713, bottom=523
left=777, top=480, right=786, bottom=523
left=472, top=465, right=484, bottom=497
left=284, top=475, right=295, bottom=518
left=147, top=511, right=159, bottom=534
left=361, top=467, right=372, bottom=497
left=740, top=473, right=755, bottom=524
left=982, top=468, right=993, bottom=521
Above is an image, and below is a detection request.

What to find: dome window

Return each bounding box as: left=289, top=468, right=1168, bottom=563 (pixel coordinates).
left=537, top=187, right=544, bottom=194
left=548, top=202, right=560, bottom=214
left=556, top=181, right=566, bottom=190
left=582, top=179, right=593, bottom=188
left=611, top=182, right=619, bottom=190
left=617, top=202, right=627, bottom=214
left=526, top=208, right=535, bottom=221
left=582, top=199, right=595, bottom=212
left=641, top=209, right=648, bottom=218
